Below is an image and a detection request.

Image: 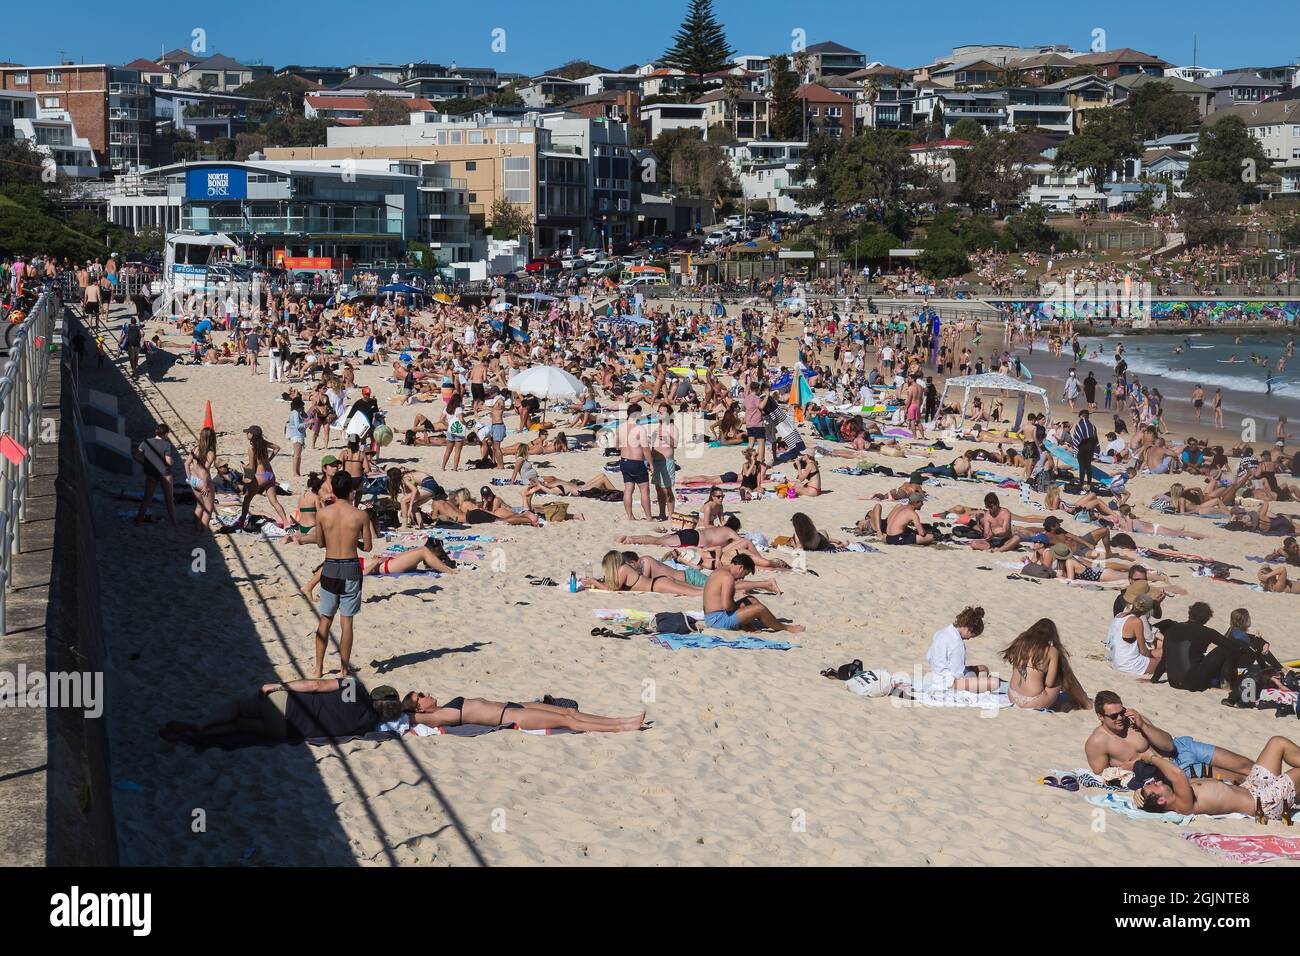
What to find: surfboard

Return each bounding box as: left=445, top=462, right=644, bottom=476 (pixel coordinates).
left=1020, top=363, right=1033, bottom=382
left=1045, top=439, right=1113, bottom=487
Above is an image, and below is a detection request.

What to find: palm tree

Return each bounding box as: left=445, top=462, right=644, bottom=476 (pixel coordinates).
left=722, top=74, right=743, bottom=138
left=863, top=75, right=881, bottom=127
left=793, top=51, right=812, bottom=85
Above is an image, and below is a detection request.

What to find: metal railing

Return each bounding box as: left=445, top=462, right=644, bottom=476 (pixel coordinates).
left=0, top=288, right=59, bottom=634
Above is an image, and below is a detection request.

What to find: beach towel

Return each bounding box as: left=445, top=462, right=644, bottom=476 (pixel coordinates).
left=1046, top=768, right=1130, bottom=791
left=1086, top=792, right=1249, bottom=824
left=648, top=632, right=796, bottom=651
left=905, top=688, right=1012, bottom=710
left=1180, top=832, right=1300, bottom=865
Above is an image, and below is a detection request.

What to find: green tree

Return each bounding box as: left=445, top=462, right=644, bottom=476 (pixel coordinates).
left=662, top=0, right=734, bottom=82
left=768, top=54, right=802, bottom=140
left=1005, top=204, right=1060, bottom=252
left=957, top=130, right=1040, bottom=211
left=1185, top=115, right=1272, bottom=199
left=489, top=196, right=532, bottom=238
left=948, top=118, right=986, bottom=142
left=1175, top=180, right=1242, bottom=246
left=0, top=140, right=47, bottom=188
left=362, top=92, right=411, bottom=126
left=1054, top=107, right=1141, bottom=192
left=800, top=129, right=925, bottom=223
left=259, top=114, right=331, bottom=147
left=1124, top=81, right=1201, bottom=140
left=235, top=74, right=315, bottom=114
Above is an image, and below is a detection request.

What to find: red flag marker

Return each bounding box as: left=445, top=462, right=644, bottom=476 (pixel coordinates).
left=0, top=434, right=28, bottom=465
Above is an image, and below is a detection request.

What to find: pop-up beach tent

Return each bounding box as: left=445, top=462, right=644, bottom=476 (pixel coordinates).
left=938, top=372, right=1049, bottom=430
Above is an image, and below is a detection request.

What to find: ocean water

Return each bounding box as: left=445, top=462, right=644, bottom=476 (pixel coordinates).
left=1078, top=333, right=1300, bottom=399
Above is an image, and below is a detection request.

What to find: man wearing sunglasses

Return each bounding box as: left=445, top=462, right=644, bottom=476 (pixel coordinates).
left=1084, top=689, right=1252, bottom=782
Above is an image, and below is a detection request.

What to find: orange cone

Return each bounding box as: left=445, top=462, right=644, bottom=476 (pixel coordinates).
left=203, top=400, right=214, bottom=431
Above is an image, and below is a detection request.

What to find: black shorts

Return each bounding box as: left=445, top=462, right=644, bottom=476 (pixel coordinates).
left=886, top=530, right=918, bottom=546
left=720, top=471, right=739, bottom=484
left=619, top=459, right=649, bottom=484
left=465, top=509, right=496, bottom=524
left=1194, top=399, right=1203, bottom=409
left=675, top=529, right=701, bottom=547
left=746, top=426, right=766, bottom=439
left=470, top=383, right=486, bottom=402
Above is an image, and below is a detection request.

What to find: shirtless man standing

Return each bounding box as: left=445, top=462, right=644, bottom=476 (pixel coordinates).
left=650, top=402, right=679, bottom=522
left=295, top=472, right=373, bottom=679
left=469, top=356, right=488, bottom=412
left=1191, top=384, right=1205, bottom=425
left=485, top=392, right=508, bottom=468
left=1139, top=737, right=1300, bottom=820
left=1084, top=690, right=1251, bottom=782
left=702, top=554, right=804, bottom=633
left=968, top=492, right=1022, bottom=552
left=615, top=402, right=653, bottom=521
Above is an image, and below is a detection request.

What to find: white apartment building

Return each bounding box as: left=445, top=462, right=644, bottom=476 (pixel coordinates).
left=0, top=90, right=98, bottom=178
left=1206, top=100, right=1300, bottom=195
left=725, top=141, right=817, bottom=214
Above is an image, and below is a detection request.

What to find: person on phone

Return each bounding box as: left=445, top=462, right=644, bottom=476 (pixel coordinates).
left=1084, top=690, right=1252, bottom=782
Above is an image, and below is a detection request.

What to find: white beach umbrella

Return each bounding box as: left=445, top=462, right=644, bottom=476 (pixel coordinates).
left=507, top=365, right=587, bottom=400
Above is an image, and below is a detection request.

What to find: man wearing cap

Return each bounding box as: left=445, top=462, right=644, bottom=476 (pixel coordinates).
left=1084, top=690, right=1252, bottom=783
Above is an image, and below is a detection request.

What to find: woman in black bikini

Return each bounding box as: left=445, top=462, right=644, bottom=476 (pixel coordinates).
left=400, top=692, right=646, bottom=732
left=584, top=549, right=704, bottom=596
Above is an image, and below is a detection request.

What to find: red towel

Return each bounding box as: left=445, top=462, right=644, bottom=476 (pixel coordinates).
left=1181, top=832, right=1300, bottom=864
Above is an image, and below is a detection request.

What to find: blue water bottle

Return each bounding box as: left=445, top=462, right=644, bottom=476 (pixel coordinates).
left=569, top=571, right=577, bottom=593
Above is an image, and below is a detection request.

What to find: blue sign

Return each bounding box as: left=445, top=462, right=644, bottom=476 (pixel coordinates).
left=186, top=167, right=247, bottom=200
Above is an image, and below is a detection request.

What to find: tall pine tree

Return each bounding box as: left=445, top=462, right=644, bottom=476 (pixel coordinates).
left=663, top=0, right=735, bottom=82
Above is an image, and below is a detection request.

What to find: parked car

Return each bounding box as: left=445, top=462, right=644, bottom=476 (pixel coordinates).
left=587, top=259, right=617, bottom=276
left=559, top=255, right=584, bottom=270
left=525, top=256, right=562, bottom=273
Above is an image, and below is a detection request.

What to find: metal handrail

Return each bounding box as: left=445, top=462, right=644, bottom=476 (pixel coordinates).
left=0, top=288, right=59, bottom=635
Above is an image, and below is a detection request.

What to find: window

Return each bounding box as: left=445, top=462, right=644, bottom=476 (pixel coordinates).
left=224, top=73, right=241, bottom=87
left=468, top=193, right=477, bottom=203
left=503, top=156, right=530, bottom=203
left=41, top=96, right=60, bottom=109
left=14, top=72, right=29, bottom=85
left=827, top=107, right=842, bottom=117
left=46, top=70, right=61, bottom=84
left=465, top=161, right=477, bottom=171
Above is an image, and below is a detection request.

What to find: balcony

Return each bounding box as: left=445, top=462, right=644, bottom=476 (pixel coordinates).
left=183, top=215, right=403, bottom=236
left=110, top=82, right=145, bottom=96
left=109, top=133, right=153, bottom=146
left=420, top=176, right=467, bottom=190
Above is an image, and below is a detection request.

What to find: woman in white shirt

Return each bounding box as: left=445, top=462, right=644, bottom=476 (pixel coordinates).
left=924, top=606, right=998, bottom=692
left=1107, top=594, right=1160, bottom=677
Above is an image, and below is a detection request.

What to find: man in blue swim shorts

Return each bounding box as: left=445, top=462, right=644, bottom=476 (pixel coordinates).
left=701, top=554, right=804, bottom=633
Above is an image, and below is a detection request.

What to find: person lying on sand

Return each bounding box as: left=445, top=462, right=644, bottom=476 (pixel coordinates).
left=1258, top=564, right=1300, bottom=593
left=400, top=692, right=647, bottom=733
left=519, top=472, right=619, bottom=510
left=618, top=549, right=780, bottom=595
left=1001, top=618, right=1091, bottom=710
left=300, top=538, right=459, bottom=599
left=702, top=554, right=804, bottom=633
left=1137, top=736, right=1300, bottom=820
left=159, top=678, right=404, bottom=744
left=1084, top=690, right=1251, bottom=782
left=856, top=492, right=934, bottom=545
left=617, top=517, right=790, bottom=568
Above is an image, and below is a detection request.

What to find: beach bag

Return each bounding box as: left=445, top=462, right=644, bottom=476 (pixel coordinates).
left=1020, top=562, right=1056, bottom=579
left=539, top=501, right=570, bottom=523
left=654, top=611, right=697, bottom=635
left=670, top=511, right=699, bottom=532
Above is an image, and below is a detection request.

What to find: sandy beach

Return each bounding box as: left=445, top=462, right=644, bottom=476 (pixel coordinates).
left=87, top=300, right=1300, bottom=867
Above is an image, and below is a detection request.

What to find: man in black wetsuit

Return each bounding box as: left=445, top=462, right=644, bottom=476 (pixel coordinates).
left=160, top=679, right=401, bottom=743
left=1152, top=603, right=1282, bottom=691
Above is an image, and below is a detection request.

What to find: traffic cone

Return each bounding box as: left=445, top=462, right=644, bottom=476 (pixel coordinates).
left=202, top=400, right=214, bottom=431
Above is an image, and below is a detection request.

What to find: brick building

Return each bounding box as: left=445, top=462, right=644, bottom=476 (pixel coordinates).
left=0, top=62, right=154, bottom=172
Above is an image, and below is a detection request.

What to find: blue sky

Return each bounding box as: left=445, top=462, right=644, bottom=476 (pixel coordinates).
left=4, top=0, right=1297, bottom=75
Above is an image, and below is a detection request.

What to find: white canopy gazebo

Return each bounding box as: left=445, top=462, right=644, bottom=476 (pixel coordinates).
left=938, top=372, right=1049, bottom=431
